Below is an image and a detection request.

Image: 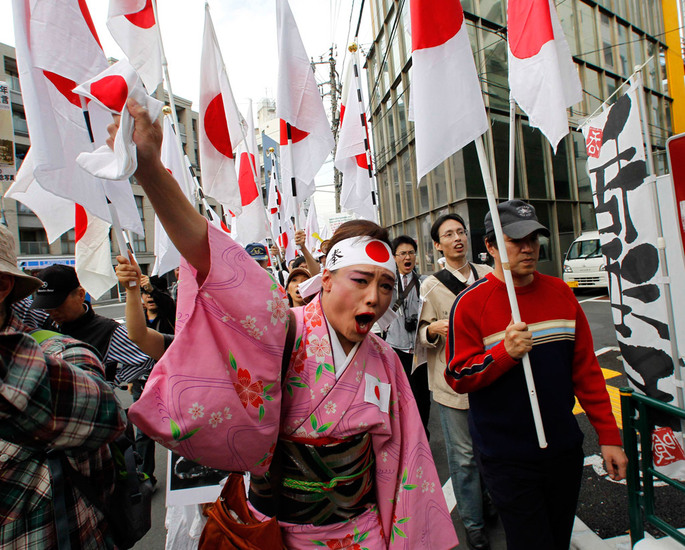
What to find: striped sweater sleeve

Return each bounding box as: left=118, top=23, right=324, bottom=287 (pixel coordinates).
left=444, top=285, right=519, bottom=393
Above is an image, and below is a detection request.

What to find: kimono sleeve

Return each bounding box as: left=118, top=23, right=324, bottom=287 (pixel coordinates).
left=129, top=221, right=290, bottom=474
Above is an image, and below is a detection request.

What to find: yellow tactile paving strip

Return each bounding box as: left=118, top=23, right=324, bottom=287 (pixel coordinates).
left=573, top=367, right=623, bottom=429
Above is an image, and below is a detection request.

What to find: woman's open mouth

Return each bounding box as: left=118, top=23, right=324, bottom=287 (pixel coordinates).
left=355, top=313, right=375, bottom=334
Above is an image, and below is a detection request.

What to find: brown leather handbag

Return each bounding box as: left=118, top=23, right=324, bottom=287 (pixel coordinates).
left=198, top=473, right=286, bottom=550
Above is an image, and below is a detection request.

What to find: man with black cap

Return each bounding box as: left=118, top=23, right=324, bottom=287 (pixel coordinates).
left=0, top=224, right=126, bottom=547
left=26, top=263, right=155, bottom=384
left=444, top=200, right=627, bottom=550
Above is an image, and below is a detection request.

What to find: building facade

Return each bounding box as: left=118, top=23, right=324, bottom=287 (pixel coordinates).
left=0, top=43, right=206, bottom=299
left=365, top=0, right=677, bottom=276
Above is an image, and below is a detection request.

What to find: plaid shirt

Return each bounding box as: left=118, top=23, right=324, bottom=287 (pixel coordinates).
left=0, top=312, right=127, bottom=549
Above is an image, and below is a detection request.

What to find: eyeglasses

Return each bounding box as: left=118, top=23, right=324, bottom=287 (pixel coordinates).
left=439, top=229, right=468, bottom=241
left=395, top=251, right=416, bottom=258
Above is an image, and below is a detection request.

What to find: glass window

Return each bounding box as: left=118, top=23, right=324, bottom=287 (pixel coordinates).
left=464, top=142, right=485, bottom=197
left=631, top=31, right=644, bottom=69
left=478, top=0, right=504, bottom=26
left=646, top=40, right=659, bottom=91
left=613, top=0, right=629, bottom=20
left=491, top=114, right=521, bottom=199
left=522, top=123, right=548, bottom=199
left=580, top=203, right=598, bottom=231
left=557, top=202, right=575, bottom=234
left=376, top=171, right=390, bottom=226
left=557, top=3, right=577, bottom=55
left=467, top=200, right=490, bottom=260
left=583, top=66, right=602, bottom=116
left=418, top=170, right=430, bottom=214
left=567, top=238, right=602, bottom=260
left=600, top=13, right=614, bottom=70
left=401, top=0, right=411, bottom=59
left=572, top=131, right=593, bottom=202
left=431, top=162, right=448, bottom=207
left=482, top=27, right=509, bottom=111
left=392, top=161, right=401, bottom=220
left=135, top=195, right=145, bottom=221
left=617, top=23, right=630, bottom=77
left=577, top=3, right=599, bottom=66
left=396, top=81, right=408, bottom=149
left=390, top=30, right=403, bottom=81
left=401, top=151, right=415, bottom=214
left=418, top=214, right=435, bottom=273
left=61, top=229, right=75, bottom=255
left=462, top=0, right=474, bottom=13
left=450, top=150, right=468, bottom=201
left=385, top=100, right=396, bottom=158
left=378, top=30, right=390, bottom=97
left=553, top=136, right=572, bottom=200
left=606, top=75, right=619, bottom=106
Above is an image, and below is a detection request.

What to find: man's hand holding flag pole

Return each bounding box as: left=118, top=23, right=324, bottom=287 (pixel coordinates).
left=410, top=0, right=547, bottom=447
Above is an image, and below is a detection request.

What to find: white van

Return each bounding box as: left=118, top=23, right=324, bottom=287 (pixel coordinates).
left=562, top=231, right=608, bottom=289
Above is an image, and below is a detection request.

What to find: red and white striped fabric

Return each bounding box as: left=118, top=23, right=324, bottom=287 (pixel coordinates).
left=335, top=54, right=376, bottom=222
left=232, top=102, right=270, bottom=245
left=409, top=0, right=488, bottom=182
left=199, top=4, right=245, bottom=213
left=107, top=0, right=162, bottom=93
left=276, top=0, right=334, bottom=204
left=508, top=0, right=582, bottom=151
left=74, top=205, right=117, bottom=300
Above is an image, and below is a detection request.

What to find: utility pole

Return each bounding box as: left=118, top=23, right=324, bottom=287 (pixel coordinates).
left=313, top=46, right=341, bottom=212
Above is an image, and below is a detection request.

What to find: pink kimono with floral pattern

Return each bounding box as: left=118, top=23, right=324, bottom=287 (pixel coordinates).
left=129, top=223, right=458, bottom=549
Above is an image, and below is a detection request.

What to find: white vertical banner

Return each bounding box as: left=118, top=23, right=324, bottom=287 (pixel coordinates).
left=0, top=81, right=15, bottom=183
left=583, top=86, right=682, bottom=405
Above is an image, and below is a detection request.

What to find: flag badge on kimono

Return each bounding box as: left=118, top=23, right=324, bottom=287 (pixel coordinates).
left=364, top=373, right=391, bottom=413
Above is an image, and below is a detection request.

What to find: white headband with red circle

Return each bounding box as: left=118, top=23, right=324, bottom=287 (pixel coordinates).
left=298, top=236, right=396, bottom=299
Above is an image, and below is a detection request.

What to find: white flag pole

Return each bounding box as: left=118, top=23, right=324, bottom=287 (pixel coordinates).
left=270, top=149, right=287, bottom=262
left=285, top=122, right=301, bottom=232
left=508, top=93, right=516, bottom=200
left=349, top=42, right=379, bottom=223
left=475, top=135, right=548, bottom=448
left=632, top=69, right=685, bottom=414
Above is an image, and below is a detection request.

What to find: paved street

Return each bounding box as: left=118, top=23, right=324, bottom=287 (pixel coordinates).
left=97, top=287, right=685, bottom=549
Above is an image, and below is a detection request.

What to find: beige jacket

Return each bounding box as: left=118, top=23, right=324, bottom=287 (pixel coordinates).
left=418, top=262, right=493, bottom=409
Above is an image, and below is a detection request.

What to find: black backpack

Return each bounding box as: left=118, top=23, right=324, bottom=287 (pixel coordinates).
left=32, top=330, right=153, bottom=550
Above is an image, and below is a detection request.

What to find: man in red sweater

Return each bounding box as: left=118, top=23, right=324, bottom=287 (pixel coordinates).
left=445, top=200, right=627, bottom=550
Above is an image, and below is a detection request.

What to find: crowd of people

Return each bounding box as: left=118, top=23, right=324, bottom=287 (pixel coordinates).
left=0, top=99, right=628, bottom=550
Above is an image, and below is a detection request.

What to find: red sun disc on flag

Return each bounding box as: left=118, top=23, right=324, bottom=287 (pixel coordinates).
left=238, top=151, right=259, bottom=206
left=124, top=0, right=156, bottom=29
left=90, top=75, right=129, bottom=112
left=365, top=241, right=390, bottom=263
left=75, top=205, right=88, bottom=242
left=279, top=119, right=310, bottom=145
left=508, top=0, right=554, bottom=59
left=280, top=232, right=289, bottom=249
left=374, top=385, right=380, bottom=400
left=411, top=0, right=464, bottom=51
left=43, top=71, right=82, bottom=108
left=204, top=94, right=234, bottom=159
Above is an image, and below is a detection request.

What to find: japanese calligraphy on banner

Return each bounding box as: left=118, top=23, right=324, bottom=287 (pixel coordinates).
left=0, top=82, right=15, bottom=182
left=582, top=85, right=683, bottom=405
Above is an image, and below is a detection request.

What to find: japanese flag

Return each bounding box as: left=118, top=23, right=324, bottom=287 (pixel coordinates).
left=75, top=205, right=117, bottom=299
left=107, top=0, right=163, bottom=93
left=335, top=54, right=377, bottom=221
left=276, top=0, right=334, bottom=203
left=199, top=4, right=246, bottom=212
left=364, top=373, right=391, bottom=413
left=74, top=59, right=163, bottom=180
left=232, top=102, right=270, bottom=245
left=409, top=0, right=488, bottom=182
left=508, top=0, right=582, bottom=151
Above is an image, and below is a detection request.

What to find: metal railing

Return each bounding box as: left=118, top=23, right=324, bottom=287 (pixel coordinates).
left=620, top=387, right=685, bottom=547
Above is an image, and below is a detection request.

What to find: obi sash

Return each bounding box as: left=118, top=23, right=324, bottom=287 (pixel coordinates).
left=249, top=433, right=375, bottom=526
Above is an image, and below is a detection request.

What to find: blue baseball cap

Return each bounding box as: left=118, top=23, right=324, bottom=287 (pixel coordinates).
left=245, top=243, right=268, bottom=261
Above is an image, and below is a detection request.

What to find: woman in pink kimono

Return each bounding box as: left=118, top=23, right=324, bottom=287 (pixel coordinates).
left=120, top=100, right=458, bottom=549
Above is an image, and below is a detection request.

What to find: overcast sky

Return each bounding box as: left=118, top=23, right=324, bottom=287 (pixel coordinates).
left=0, top=0, right=374, bottom=229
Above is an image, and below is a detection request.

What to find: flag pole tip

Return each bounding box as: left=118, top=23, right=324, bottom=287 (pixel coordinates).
left=268, top=147, right=275, bottom=153
left=162, top=105, right=172, bottom=115
left=348, top=43, right=358, bottom=53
